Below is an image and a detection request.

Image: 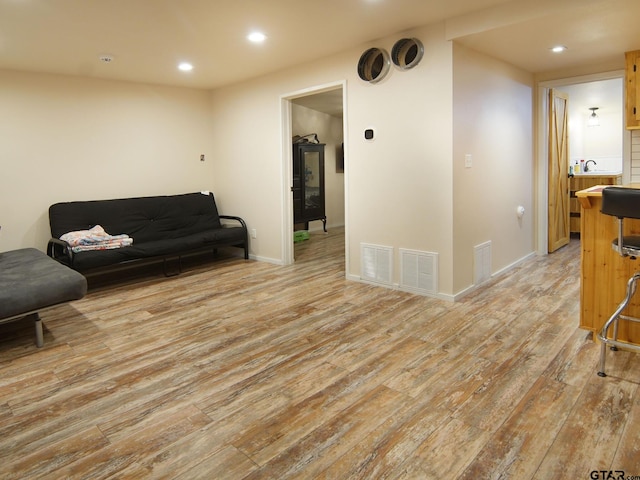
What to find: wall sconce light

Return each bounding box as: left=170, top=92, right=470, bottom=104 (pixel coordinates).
left=588, top=107, right=600, bottom=127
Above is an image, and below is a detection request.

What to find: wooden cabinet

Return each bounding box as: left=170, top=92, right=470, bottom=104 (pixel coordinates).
left=293, top=143, right=326, bottom=231
left=625, top=50, right=640, bottom=130
left=569, top=175, right=621, bottom=234
left=576, top=186, right=640, bottom=343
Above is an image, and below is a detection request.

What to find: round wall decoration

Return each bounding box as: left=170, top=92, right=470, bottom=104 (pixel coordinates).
left=357, top=47, right=390, bottom=83
left=391, top=38, right=424, bottom=70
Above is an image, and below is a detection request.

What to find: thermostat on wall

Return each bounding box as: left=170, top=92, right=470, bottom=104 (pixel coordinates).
left=364, top=128, right=375, bottom=140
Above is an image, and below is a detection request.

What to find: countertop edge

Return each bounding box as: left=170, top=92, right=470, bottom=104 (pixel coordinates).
left=576, top=184, right=640, bottom=208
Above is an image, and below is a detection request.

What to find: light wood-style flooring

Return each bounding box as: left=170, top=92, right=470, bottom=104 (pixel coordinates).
left=1, top=229, right=639, bottom=479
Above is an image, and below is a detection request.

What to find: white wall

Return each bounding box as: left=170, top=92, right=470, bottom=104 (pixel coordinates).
left=349, top=25, right=455, bottom=293
left=0, top=70, right=214, bottom=252
left=562, top=78, right=624, bottom=172
left=291, top=104, right=345, bottom=230
left=0, top=21, right=537, bottom=300
left=209, top=22, right=458, bottom=291
left=452, top=43, right=535, bottom=294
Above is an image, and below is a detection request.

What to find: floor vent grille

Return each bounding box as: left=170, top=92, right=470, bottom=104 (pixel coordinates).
left=361, top=243, right=393, bottom=285
left=400, top=248, right=438, bottom=295
left=474, top=241, right=492, bottom=285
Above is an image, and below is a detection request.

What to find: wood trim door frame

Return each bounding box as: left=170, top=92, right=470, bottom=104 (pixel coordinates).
left=279, top=80, right=349, bottom=268
left=535, top=70, right=625, bottom=255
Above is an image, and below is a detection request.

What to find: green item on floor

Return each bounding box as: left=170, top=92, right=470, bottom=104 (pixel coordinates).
left=294, top=230, right=309, bottom=242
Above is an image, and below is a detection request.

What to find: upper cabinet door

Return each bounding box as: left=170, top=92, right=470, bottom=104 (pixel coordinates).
left=625, top=50, right=640, bottom=130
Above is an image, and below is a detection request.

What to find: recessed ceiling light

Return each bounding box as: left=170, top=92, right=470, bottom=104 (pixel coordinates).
left=247, top=31, right=267, bottom=43
left=551, top=45, right=567, bottom=53
left=178, top=62, right=193, bottom=72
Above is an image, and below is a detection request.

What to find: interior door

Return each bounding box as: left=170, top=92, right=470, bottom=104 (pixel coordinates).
left=548, top=88, right=570, bottom=253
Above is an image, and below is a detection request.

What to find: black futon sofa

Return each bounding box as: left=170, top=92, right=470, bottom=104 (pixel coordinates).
left=47, top=192, right=248, bottom=273
left=1, top=248, right=87, bottom=347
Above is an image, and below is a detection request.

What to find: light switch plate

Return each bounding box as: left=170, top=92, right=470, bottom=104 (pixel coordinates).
left=465, top=154, right=472, bottom=168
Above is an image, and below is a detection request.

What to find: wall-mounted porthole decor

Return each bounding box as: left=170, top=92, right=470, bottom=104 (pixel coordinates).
left=357, top=47, right=390, bottom=83
left=391, top=38, right=424, bottom=70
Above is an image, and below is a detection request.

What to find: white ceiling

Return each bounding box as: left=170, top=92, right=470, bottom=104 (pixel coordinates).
left=453, top=0, right=640, bottom=74
left=292, top=89, right=345, bottom=118
left=2, top=0, right=639, bottom=93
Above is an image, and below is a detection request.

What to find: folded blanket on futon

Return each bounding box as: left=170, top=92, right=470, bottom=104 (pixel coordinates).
left=60, top=225, right=133, bottom=253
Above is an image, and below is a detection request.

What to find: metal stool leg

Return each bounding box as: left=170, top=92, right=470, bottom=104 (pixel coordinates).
left=598, top=187, right=640, bottom=377
left=598, top=341, right=608, bottom=377
left=29, top=312, right=44, bottom=348
left=597, top=272, right=640, bottom=377
left=612, top=276, right=637, bottom=350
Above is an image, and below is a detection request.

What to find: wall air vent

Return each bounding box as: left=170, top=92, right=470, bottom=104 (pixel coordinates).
left=357, top=48, right=391, bottom=84
left=391, top=38, right=424, bottom=70
left=474, top=241, right=492, bottom=285
left=361, top=243, right=393, bottom=285
left=400, top=248, right=438, bottom=295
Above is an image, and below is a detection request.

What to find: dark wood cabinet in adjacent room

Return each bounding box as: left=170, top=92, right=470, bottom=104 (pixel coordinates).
left=293, top=143, right=326, bottom=232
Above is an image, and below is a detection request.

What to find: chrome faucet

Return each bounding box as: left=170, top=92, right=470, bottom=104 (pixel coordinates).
left=585, top=160, right=597, bottom=172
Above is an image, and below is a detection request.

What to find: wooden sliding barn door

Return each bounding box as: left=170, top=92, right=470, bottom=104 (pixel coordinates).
left=548, top=88, right=570, bottom=253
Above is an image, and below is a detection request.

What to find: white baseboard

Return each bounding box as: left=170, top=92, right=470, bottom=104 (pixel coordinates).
left=345, top=251, right=536, bottom=302
left=346, top=273, right=454, bottom=302
left=451, top=251, right=536, bottom=301
left=308, top=222, right=345, bottom=233
left=255, top=250, right=536, bottom=302
left=248, top=254, right=285, bottom=265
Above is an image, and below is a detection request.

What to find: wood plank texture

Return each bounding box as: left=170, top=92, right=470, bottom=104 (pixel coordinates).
left=626, top=50, right=640, bottom=130
left=580, top=192, right=640, bottom=342
left=1, top=228, right=639, bottom=479
left=569, top=175, right=621, bottom=234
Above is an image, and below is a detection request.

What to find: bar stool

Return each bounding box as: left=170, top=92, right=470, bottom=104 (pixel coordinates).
left=597, top=186, right=640, bottom=377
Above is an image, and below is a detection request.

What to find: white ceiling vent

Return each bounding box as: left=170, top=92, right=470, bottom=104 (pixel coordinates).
left=400, top=248, right=438, bottom=295
left=361, top=243, right=393, bottom=285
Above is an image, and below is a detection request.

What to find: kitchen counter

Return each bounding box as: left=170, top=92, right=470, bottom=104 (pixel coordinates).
left=576, top=184, right=640, bottom=343
left=572, top=170, right=622, bottom=177
left=575, top=182, right=639, bottom=208
left=569, top=174, right=622, bottom=234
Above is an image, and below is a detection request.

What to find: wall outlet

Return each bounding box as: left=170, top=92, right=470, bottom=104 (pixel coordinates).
left=200, top=154, right=205, bottom=162
left=465, top=154, right=472, bottom=168
left=250, top=229, right=257, bottom=239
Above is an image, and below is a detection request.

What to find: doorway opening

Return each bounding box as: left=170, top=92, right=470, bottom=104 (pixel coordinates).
left=536, top=71, right=626, bottom=255
left=280, top=81, right=348, bottom=268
